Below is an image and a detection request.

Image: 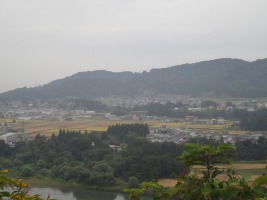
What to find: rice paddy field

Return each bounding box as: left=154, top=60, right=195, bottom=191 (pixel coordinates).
left=8, top=118, right=186, bottom=136
left=1, top=117, right=249, bottom=136
left=10, top=118, right=151, bottom=136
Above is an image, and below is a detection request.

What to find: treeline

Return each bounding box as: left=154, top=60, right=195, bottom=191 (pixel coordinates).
left=138, top=102, right=249, bottom=120
left=240, top=108, right=267, bottom=131
left=137, top=103, right=267, bottom=132
left=60, top=98, right=107, bottom=111
left=0, top=124, right=186, bottom=186
left=189, top=136, right=267, bottom=161
left=235, top=136, right=267, bottom=160
left=106, top=123, right=149, bottom=140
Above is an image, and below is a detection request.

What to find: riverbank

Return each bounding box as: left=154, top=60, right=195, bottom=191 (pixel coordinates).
left=26, top=187, right=129, bottom=200
left=24, top=177, right=128, bottom=193
left=23, top=178, right=156, bottom=200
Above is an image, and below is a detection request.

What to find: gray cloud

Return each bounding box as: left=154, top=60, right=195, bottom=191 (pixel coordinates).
left=0, top=0, right=267, bottom=92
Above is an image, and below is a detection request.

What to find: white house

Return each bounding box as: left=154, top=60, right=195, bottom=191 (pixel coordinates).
left=0, top=132, right=18, bottom=145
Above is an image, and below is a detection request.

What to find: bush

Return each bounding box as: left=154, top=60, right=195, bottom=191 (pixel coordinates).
left=128, top=176, right=140, bottom=188
left=0, top=169, right=54, bottom=200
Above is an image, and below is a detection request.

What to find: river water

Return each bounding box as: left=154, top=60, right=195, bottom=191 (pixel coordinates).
left=27, top=187, right=128, bottom=200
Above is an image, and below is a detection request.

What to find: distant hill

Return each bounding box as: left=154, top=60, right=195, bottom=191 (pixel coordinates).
left=1, top=58, right=267, bottom=101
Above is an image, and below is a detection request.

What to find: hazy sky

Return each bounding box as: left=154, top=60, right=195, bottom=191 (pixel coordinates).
left=0, top=0, right=267, bottom=93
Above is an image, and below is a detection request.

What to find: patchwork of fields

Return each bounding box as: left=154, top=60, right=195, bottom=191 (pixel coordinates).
left=1, top=117, right=248, bottom=136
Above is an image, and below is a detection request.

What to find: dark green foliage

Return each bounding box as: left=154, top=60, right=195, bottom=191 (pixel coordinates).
left=20, top=165, right=35, bottom=177
left=57, top=98, right=106, bottom=111
left=0, top=140, right=13, bottom=157
left=116, top=137, right=186, bottom=181
left=235, top=136, right=267, bottom=160
left=178, top=143, right=236, bottom=182
left=201, top=100, right=217, bottom=108
left=0, top=125, right=186, bottom=186
left=240, top=108, right=267, bottom=131
left=146, top=102, right=186, bottom=117
left=128, top=176, right=140, bottom=188
left=124, top=143, right=267, bottom=200
left=89, top=163, right=115, bottom=185
left=190, top=136, right=267, bottom=161
left=2, top=58, right=267, bottom=100
left=107, top=123, right=149, bottom=140
left=144, top=101, right=252, bottom=120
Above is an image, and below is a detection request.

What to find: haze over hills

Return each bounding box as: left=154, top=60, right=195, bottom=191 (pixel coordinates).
left=1, top=58, right=267, bottom=101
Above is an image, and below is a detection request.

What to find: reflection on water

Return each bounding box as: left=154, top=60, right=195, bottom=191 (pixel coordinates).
left=28, top=187, right=128, bottom=200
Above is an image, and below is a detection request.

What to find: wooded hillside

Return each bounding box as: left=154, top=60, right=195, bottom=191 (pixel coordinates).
left=1, top=58, right=267, bottom=100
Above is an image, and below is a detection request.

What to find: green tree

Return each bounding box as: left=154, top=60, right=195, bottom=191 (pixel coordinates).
left=90, top=163, right=115, bottom=185
left=178, top=143, right=235, bottom=182
left=124, top=143, right=267, bottom=200
left=128, top=176, right=140, bottom=188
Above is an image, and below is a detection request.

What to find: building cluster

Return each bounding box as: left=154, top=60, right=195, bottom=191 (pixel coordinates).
left=1, top=96, right=267, bottom=147
left=147, top=125, right=266, bottom=145
left=0, top=96, right=267, bottom=122
left=98, top=95, right=267, bottom=112
left=0, top=100, right=95, bottom=121
left=0, top=122, right=27, bottom=147
left=97, top=95, right=192, bottom=108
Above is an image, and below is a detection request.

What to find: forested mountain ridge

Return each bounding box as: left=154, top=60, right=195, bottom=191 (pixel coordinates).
left=1, top=58, right=267, bottom=100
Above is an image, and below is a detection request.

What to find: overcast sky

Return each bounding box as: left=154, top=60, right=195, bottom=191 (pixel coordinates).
left=0, top=0, right=267, bottom=93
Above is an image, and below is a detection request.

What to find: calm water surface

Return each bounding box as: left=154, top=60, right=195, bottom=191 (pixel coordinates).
left=28, top=187, right=128, bottom=200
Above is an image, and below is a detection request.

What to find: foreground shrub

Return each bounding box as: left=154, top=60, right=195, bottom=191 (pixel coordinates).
left=0, top=169, right=55, bottom=200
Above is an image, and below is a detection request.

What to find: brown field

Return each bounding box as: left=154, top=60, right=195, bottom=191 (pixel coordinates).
left=158, top=163, right=267, bottom=187
left=158, top=179, right=178, bottom=187
left=192, top=163, right=267, bottom=170
left=228, top=130, right=249, bottom=135
left=0, top=116, right=253, bottom=138
left=230, top=163, right=267, bottom=170
left=12, top=119, right=139, bottom=136
left=10, top=118, right=173, bottom=136
left=4, top=117, right=244, bottom=137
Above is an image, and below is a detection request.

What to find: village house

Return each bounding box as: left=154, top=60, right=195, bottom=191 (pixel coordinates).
left=0, top=132, right=18, bottom=146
